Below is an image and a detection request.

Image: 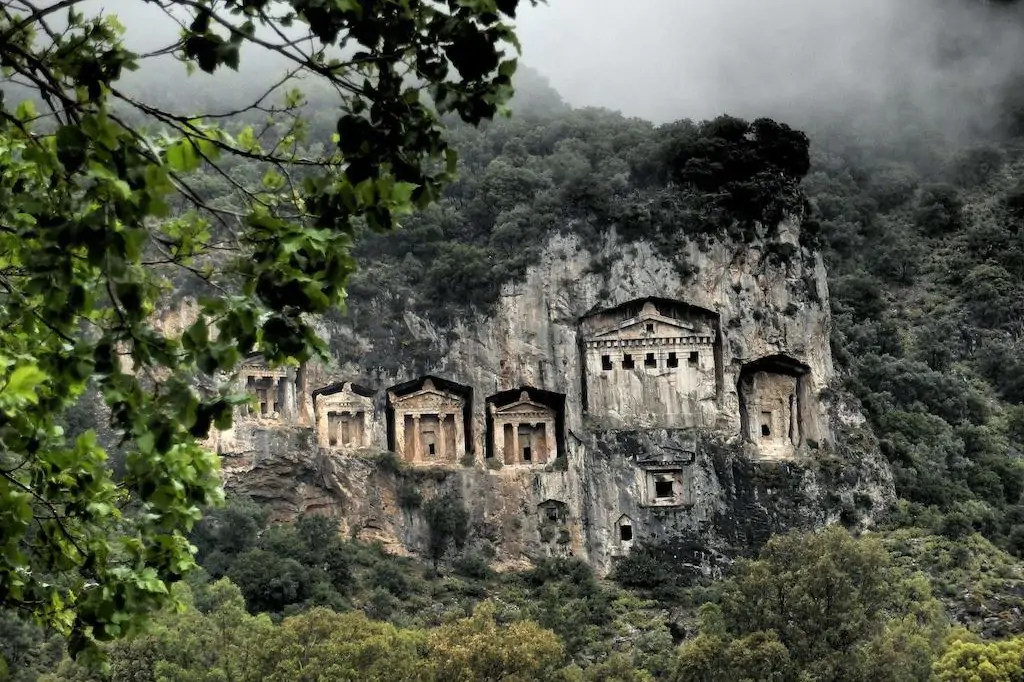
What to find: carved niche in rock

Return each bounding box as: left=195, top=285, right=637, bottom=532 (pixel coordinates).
left=387, top=377, right=471, bottom=465
left=239, top=353, right=306, bottom=423
left=312, top=382, right=375, bottom=451
left=487, top=388, right=564, bottom=466
left=641, top=468, right=693, bottom=507
left=537, top=499, right=572, bottom=555
left=616, top=514, right=635, bottom=551
left=738, top=354, right=820, bottom=461
left=580, top=298, right=721, bottom=428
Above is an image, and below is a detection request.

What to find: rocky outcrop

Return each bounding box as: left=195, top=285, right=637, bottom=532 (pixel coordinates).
left=201, top=221, right=893, bottom=575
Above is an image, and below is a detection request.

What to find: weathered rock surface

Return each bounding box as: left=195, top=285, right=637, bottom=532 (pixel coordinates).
left=199, top=223, right=893, bottom=575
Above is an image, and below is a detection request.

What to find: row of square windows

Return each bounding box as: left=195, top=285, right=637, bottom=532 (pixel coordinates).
left=600, top=350, right=700, bottom=371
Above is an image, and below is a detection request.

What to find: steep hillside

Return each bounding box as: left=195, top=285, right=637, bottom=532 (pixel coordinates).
left=169, top=90, right=891, bottom=577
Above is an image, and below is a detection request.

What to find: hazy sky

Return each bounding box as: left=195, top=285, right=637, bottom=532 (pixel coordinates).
left=43, top=0, right=1024, bottom=137
left=513, top=0, right=1024, bottom=128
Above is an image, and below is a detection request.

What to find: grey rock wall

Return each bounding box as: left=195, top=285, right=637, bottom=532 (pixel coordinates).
left=205, top=223, right=893, bottom=575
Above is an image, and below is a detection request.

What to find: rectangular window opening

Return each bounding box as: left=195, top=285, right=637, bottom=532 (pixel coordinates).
left=645, top=352, right=657, bottom=368
left=428, top=442, right=436, bottom=456
left=761, top=412, right=772, bottom=438
left=622, top=354, right=635, bottom=369
left=620, top=525, right=633, bottom=541
left=601, top=354, right=613, bottom=371
left=654, top=480, right=674, bottom=499
left=688, top=351, right=699, bottom=366
left=522, top=446, right=532, bottom=462
left=260, top=402, right=268, bottom=416
left=667, top=352, right=678, bottom=368
left=645, top=323, right=654, bottom=333
left=547, top=507, right=558, bottom=522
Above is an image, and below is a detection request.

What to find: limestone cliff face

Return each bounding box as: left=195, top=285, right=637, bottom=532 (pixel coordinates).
left=200, top=222, right=894, bottom=576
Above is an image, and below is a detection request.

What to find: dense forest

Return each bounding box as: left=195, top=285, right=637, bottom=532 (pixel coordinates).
left=7, top=0, right=1024, bottom=680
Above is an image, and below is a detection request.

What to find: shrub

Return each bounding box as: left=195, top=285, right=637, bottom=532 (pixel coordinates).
left=453, top=551, right=493, bottom=580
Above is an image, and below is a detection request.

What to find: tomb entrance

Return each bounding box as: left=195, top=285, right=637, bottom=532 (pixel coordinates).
left=485, top=387, right=566, bottom=466
left=313, top=382, right=375, bottom=451
left=738, top=354, right=819, bottom=461
left=387, top=377, right=471, bottom=465
left=579, top=298, right=722, bottom=428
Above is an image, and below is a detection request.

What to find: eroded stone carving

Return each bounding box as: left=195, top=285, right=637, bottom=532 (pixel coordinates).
left=739, top=354, right=821, bottom=461
left=387, top=377, right=469, bottom=465
left=488, top=389, right=560, bottom=466
left=313, top=382, right=374, bottom=451
left=537, top=499, right=572, bottom=555
left=580, top=299, right=720, bottom=428
left=239, top=353, right=306, bottom=423
left=616, top=514, right=634, bottom=551
left=641, top=467, right=693, bottom=507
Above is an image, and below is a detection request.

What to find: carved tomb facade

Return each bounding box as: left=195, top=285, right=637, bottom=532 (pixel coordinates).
left=388, top=378, right=467, bottom=465
left=239, top=354, right=304, bottom=422
left=581, top=299, right=720, bottom=428
left=489, top=390, right=557, bottom=466
left=313, top=382, right=375, bottom=451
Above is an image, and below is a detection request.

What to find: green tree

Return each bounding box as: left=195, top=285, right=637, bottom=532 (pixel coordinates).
left=423, top=490, right=470, bottom=570
left=40, top=579, right=273, bottom=682
left=426, top=601, right=567, bottom=682
left=673, top=527, right=949, bottom=681
left=0, top=0, right=532, bottom=657
left=253, top=607, right=430, bottom=682
left=932, top=635, right=1024, bottom=682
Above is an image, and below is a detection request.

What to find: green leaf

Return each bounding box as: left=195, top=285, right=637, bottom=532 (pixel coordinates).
left=166, top=140, right=199, bottom=173
left=1, top=364, right=46, bottom=405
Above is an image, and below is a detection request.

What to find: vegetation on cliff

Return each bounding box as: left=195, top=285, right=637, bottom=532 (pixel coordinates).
left=12, top=517, right=1022, bottom=681
left=0, top=0, right=533, bottom=660
left=5, top=0, right=1024, bottom=680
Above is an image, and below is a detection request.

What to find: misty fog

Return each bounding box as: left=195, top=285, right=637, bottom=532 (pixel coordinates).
left=21, top=0, right=1024, bottom=145
left=515, top=0, right=1024, bottom=140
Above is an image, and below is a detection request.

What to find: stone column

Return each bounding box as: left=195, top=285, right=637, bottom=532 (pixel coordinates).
left=282, top=370, right=296, bottom=422
left=296, top=365, right=310, bottom=426
left=502, top=420, right=513, bottom=465
left=789, top=393, right=800, bottom=447
left=511, top=422, right=520, bottom=466
left=454, top=411, right=465, bottom=463
left=539, top=420, right=552, bottom=463
left=412, top=414, right=421, bottom=463
left=362, top=409, right=372, bottom=448
left=395, top=412, right=406, bottom=459
left=436, top=412, right=446, bottom=460
left=316, top=404, right=325, bottom=446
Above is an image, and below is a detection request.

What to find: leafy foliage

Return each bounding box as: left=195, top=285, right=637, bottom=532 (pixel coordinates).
left=0, top=0, right=531, bottom=657
left=39, top=580, right=574, bottom=682
left=423, top=490, right=471, bottom=570
left=932, top=635, right=1024, bottom=681
left=673, top=527, right=949, bottom=681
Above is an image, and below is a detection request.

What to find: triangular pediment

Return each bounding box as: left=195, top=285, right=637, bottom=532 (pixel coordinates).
left=240, top=353, right=268, bottom=368
left=494, top=399, right=554, bottom=416
left=591, top=313, right=704, bottom=339
left=393, top=388, right=464, bottom=406
left=317, top=387, right=372, bottom=406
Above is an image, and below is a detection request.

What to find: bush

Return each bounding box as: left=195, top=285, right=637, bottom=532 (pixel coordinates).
left=913, top=183, right=963, bottom=235
left=227, top=550, right=312, bottom=613
left=611, top=550, right=672, bottom=590
left=940, top=512, right=974, bottom=540
left=453, top=551, right=493, bottom=580
left=423, top=491, right=471, bottom=569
